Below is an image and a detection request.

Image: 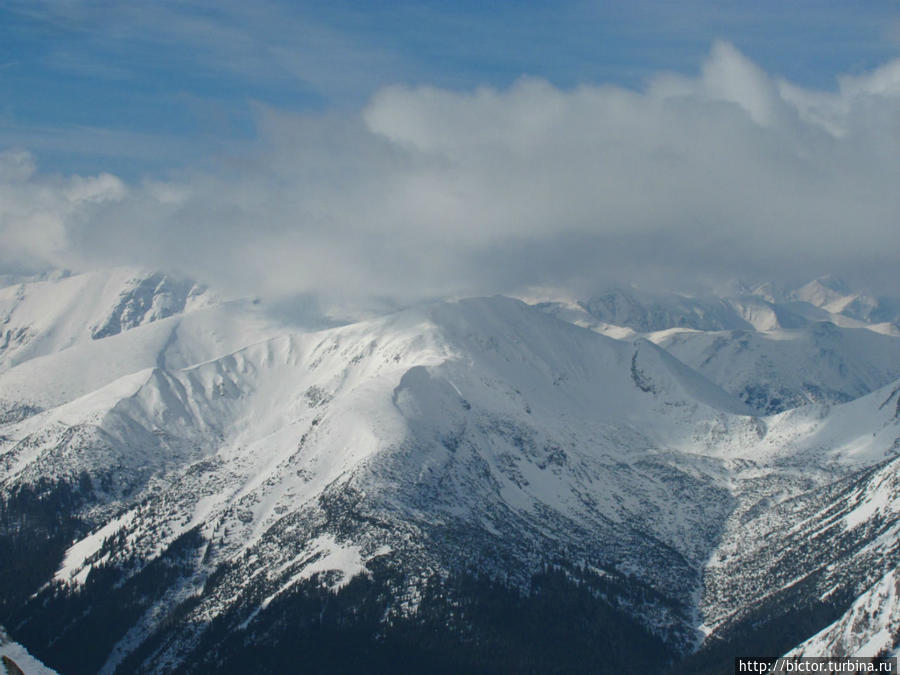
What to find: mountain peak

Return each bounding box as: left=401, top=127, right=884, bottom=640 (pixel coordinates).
left=4, top=280, right=900, bottom=672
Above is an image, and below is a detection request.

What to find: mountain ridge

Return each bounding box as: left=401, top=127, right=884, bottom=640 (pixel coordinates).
left=2, top=269, right=900, bottom=672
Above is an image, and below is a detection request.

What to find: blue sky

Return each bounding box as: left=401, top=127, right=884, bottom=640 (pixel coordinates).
left=2, top=1, right=900, bottom=298
left=2, top=1, right=899, bottom=177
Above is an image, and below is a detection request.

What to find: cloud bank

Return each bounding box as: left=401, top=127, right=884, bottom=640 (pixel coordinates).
left=3, top=42, right=900, bottom=300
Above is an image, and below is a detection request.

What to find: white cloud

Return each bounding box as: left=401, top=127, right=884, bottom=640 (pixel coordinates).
left=64, top=173, right=127, bottom=203
left=2, top=42, right=900, bottom=299
left=699, top=41, right=784, bottom=126
left=0, top=151, right=125, bottom=272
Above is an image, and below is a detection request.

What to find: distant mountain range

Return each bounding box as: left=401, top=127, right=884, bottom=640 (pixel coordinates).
left=1, top=269, right=899, bottom=673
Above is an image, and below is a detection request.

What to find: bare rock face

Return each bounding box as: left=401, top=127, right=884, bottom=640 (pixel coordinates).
left=90, top=273, right=206, bottom=340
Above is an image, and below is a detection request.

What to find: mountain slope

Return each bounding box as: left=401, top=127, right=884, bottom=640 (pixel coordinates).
left=2, top=279, right=900, bottom=673
left=0, top=269, right=215, bottom=373
left=655, top=322, right=900, bottom=413
left=578, top=288, right=755, bottom=332
left=2, top=295, right=761, bottom=672
left=0, top=626, right=58, bottom=675
left=680, top=382, right=900, bottom=672
left=787, top=568, right=900, bottom=658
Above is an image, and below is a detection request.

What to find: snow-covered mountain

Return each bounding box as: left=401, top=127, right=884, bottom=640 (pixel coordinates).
left=786, top=276, right=900, bottom=328
left=0, top=269, right=218, bottom=373
left=578, top=287, right=757, bottom=332
left=0, top=626, right=57, bottom=675
left=654, top=322, right=900, bottom=413
left=566, top=277, right=900, bottom=335
left=0, top=626, right=58, bottom=675
left=539, top=280, right=900, bottom=416
left=2, top=269, right=900, bottom=673
left=787, top=568, right=900, bottom=659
